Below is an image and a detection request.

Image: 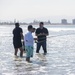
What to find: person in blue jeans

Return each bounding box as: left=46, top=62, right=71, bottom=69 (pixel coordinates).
left=35, top=22, right=49, bottom=55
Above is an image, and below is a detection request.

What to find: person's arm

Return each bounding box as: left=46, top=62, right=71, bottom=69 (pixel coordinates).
left=12, top=29, right=14, bottom=35
left=42, top=33, right=48, bottom=36
left=42, top=28, right=49, bottom=36
left=20, top=28, right=24, bottom=40
left=20, top=32, right=24, bottom=40
left=34, top=38, right=38, bottom=40
left=25, top=34, right=34, bottom=43
left=36, top=33, right=43, bottom=36
left=35, top=29, right=38, bottom=36
left=35, top=29, right=43, bottom=36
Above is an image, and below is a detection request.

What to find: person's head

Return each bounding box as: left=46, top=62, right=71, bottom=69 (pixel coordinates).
left=28, top=25, right=33, bottom=32
left=32, top=28, right=36, bottom=33
left=15, top=22, right=19, bottom=27
left=39, top=22, right=44, bottom=29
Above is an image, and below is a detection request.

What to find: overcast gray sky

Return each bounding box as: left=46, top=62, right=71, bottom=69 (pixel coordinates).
left=0, top=0, right=75, bottom=22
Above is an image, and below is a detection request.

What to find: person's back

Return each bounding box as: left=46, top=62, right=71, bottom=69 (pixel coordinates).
left=13, top=27, right=22, bottom=41
left=24, top=32, right=34, bottom=47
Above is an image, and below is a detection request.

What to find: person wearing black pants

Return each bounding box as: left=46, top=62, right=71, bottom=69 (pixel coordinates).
left=35, top=22, right=49, bottom=55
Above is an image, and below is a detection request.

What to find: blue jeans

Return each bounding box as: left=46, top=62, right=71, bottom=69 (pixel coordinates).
left=36, top=40, right=47, bottom=53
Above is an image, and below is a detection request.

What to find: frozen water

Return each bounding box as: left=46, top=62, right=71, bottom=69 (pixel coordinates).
left=0, top=25, right=75, bottom=75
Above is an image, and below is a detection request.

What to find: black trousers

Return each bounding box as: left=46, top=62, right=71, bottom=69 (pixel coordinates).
left=36, top=40, right=47, bottom=53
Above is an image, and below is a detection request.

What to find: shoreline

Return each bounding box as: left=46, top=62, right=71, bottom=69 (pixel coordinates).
left=0, top=24, right=75, bottom=25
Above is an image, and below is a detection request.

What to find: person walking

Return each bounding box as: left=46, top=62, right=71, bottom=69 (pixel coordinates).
left=13, top=23, right=23, bottom=57
left=35, top=22, right=49, bottom=55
